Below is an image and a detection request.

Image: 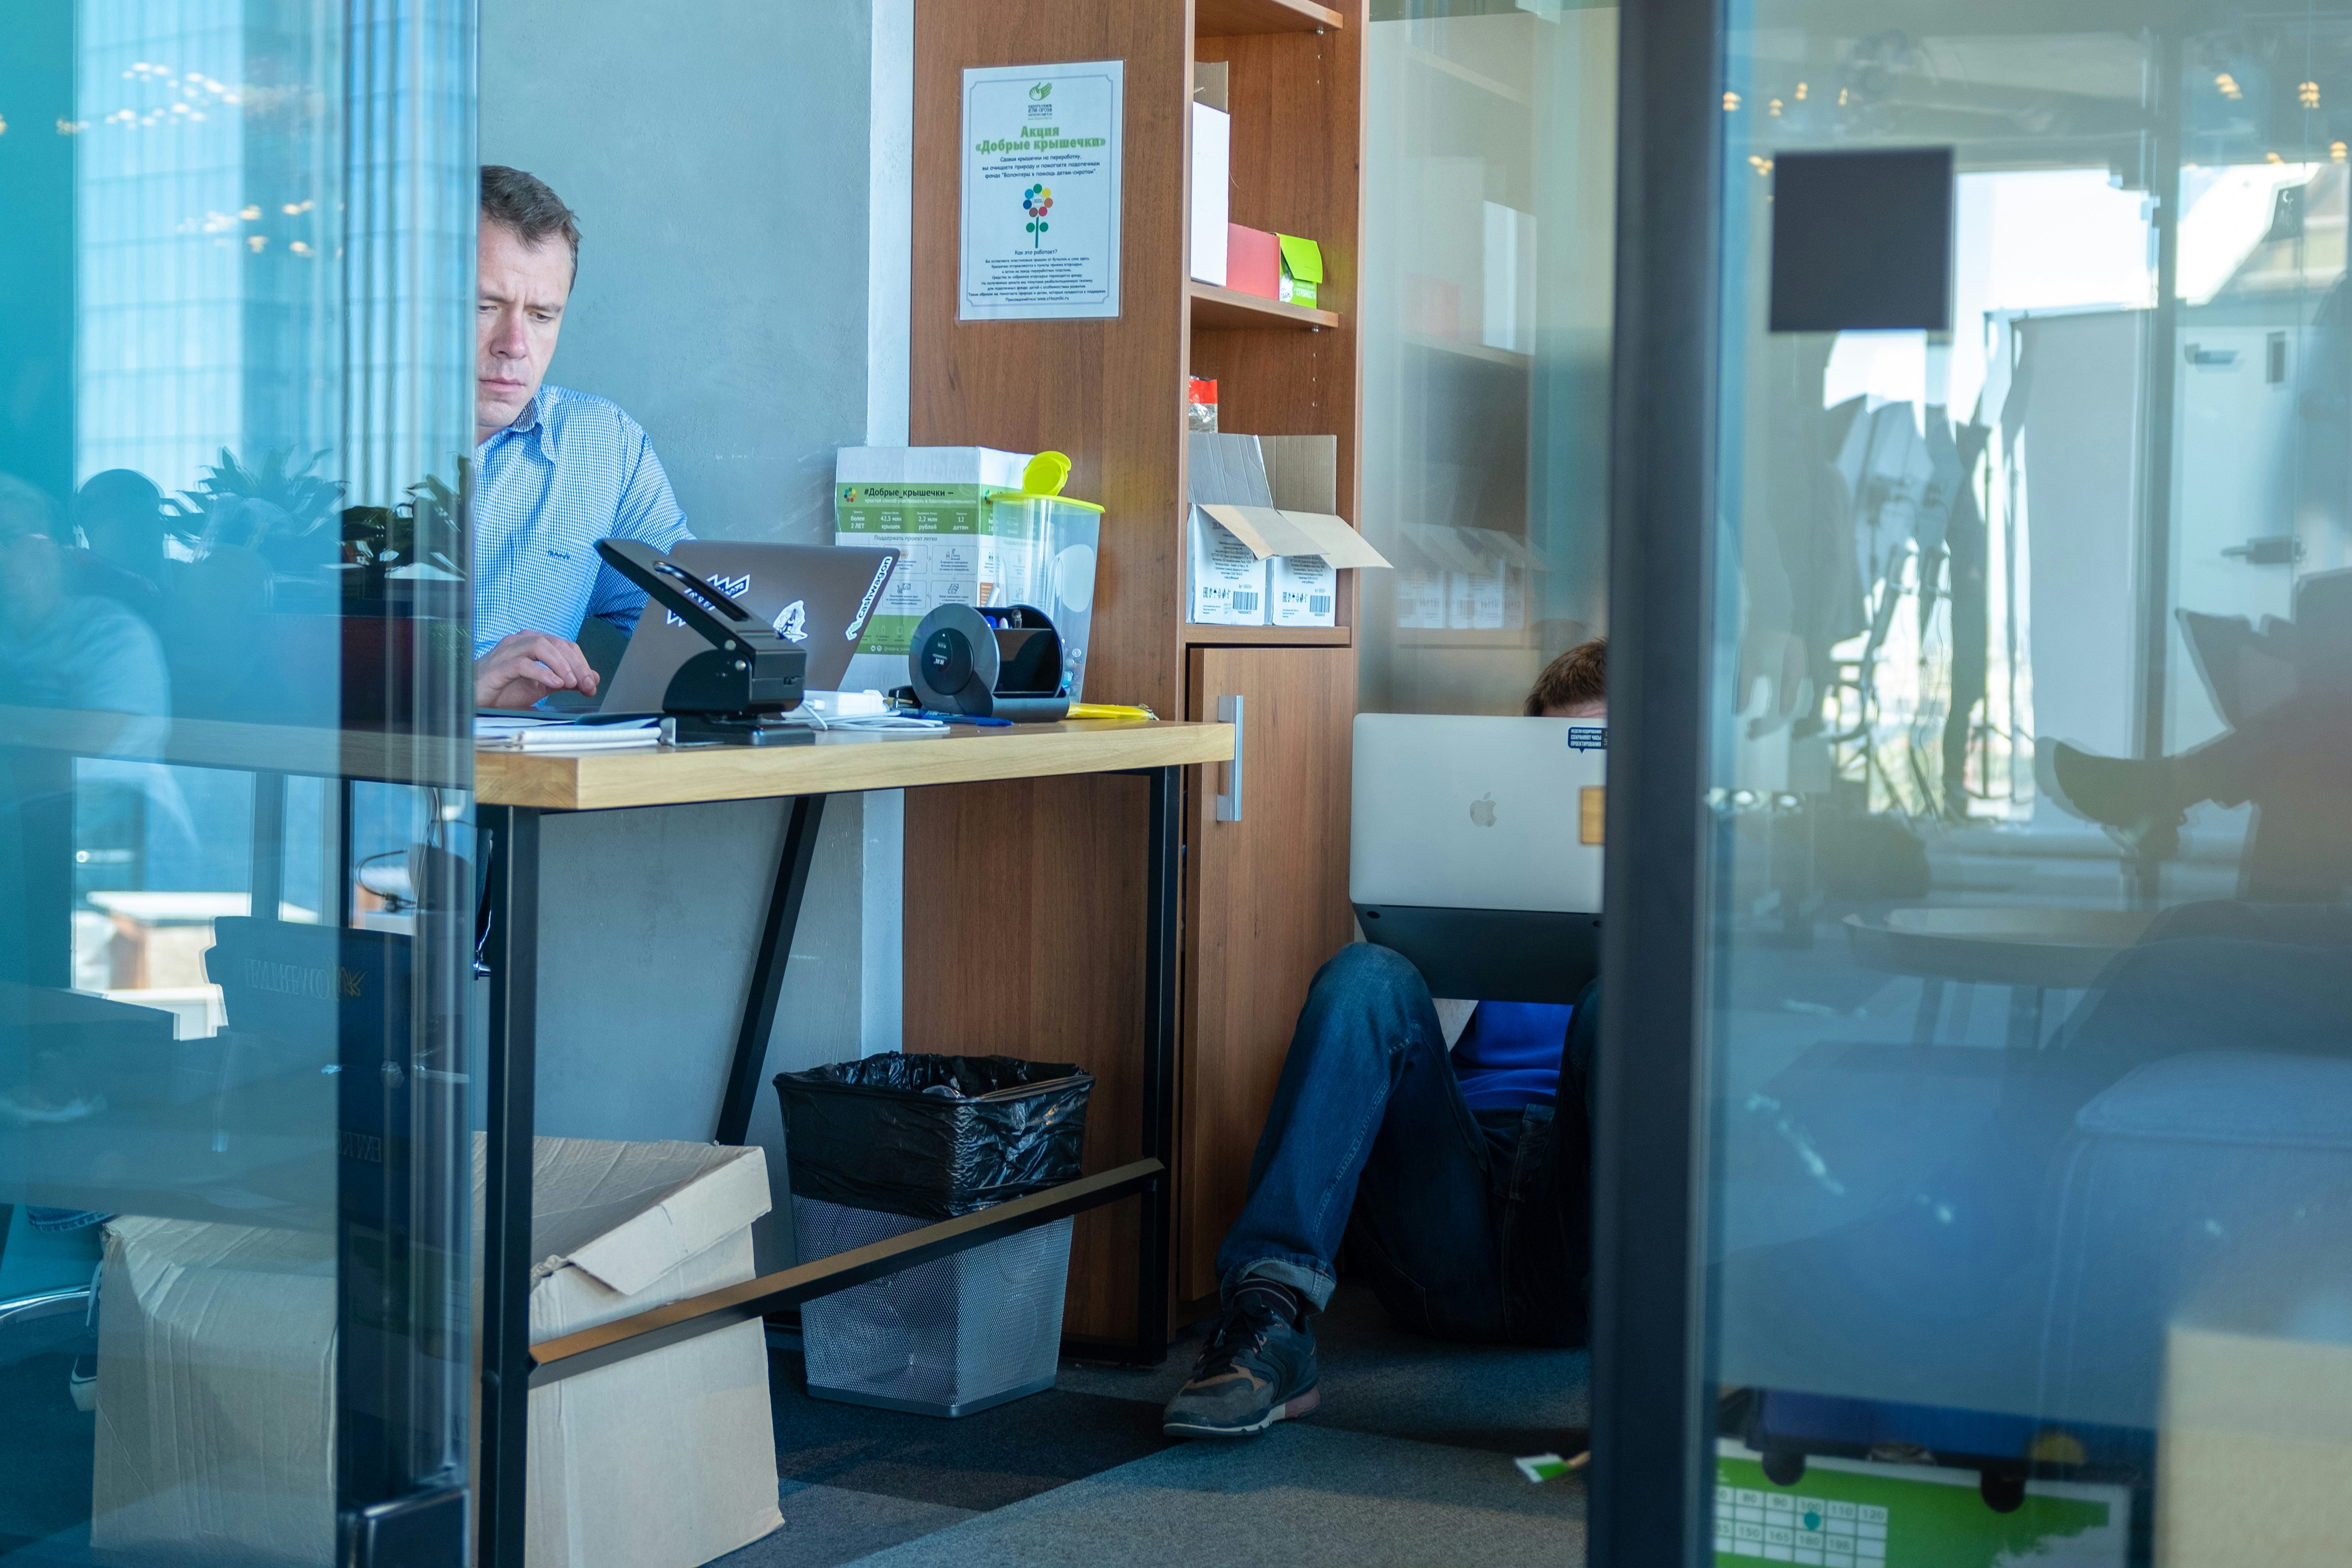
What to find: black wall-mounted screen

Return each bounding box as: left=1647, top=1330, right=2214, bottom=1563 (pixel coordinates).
left=1769, top=146, right=1955, bottom=334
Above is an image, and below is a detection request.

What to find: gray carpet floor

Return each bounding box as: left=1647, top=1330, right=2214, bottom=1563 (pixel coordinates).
left=2, top=1281, right=1587, bottom=1566
left=720, top=1283, right=1591, bottom=1568
left=848, top=1425, right=1586, bottom=1568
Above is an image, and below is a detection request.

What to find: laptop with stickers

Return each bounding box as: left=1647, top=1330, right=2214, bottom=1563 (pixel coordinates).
left=596, top=540, right=900, bottom=712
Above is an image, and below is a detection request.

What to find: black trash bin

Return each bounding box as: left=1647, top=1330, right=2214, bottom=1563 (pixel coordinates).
left=773, top=1053, right=1094, bottom=1416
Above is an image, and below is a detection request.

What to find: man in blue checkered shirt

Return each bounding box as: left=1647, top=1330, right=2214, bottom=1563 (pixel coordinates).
left=471, top=165, right=692, bottom=708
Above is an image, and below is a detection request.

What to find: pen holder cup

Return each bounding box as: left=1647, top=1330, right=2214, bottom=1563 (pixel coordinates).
left=981, top=493, right=1100, bottom=703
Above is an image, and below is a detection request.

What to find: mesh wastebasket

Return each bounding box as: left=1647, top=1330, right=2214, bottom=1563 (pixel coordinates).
left=775, top=1054, right=1092, bottom=1417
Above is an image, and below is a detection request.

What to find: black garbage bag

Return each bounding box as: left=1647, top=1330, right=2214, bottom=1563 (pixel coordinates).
left=774, top=1053, right=1093, bottom=1220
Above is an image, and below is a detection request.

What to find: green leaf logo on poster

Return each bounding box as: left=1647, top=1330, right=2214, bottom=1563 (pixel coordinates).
left=1030, top=81, right=1052, bottom=101
left=1023, top=184, right=1053, bottom=247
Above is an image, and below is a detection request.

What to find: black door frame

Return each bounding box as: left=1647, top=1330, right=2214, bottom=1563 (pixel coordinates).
left=1590, top=0, right=1725, bottom=1559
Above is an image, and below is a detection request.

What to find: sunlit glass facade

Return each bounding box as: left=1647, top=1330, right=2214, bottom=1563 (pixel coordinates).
left=1, top=1, right=476, bottom=1559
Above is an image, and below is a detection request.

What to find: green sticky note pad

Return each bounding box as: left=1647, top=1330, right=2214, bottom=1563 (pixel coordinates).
left=1276, top=234, right=1324, bottom=284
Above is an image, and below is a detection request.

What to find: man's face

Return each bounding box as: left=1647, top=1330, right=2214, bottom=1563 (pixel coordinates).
left=476, top=221, right=572, bottom=442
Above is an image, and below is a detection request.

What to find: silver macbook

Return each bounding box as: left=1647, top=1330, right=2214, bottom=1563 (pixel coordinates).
left=1351, top=714, right=1606, bottom=912
left=1350, top=714, right=1606, bottom=1003
left=598, top=541, right=899, bottom=712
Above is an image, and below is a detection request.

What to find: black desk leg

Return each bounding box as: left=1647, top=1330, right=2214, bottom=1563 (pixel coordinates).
left=716, top=793, right=827, bottom=1146
left=478, top=807, right=538, bottom=1568
left=1133, top=765, right=1180, bottom=1363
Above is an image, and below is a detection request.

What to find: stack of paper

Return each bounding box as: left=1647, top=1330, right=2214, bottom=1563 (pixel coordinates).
left=474, top=715, right=666, bottom=751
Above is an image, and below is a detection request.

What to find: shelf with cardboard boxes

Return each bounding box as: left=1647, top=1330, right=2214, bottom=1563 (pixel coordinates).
left=1186, top=12, right=1367, bottom=648
left=908, top=0, right=1366, bottom=1342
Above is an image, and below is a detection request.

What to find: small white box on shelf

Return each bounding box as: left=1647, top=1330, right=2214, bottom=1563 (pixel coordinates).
left=1186, top=432, right=1388, bottom=628
left=1188, top=506, right=1270, bottom=624
left=1190, top=101, right=1230, bottom=286
left=1270, top=553, right=1338, bottom=627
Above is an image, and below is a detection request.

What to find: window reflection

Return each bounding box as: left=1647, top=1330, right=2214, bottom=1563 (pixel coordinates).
left=1, top=0, right=474, bottom=1557
left=1708, top=7, right=2352, bottom=1554
left=1360, top=1, right=1617, bottom=716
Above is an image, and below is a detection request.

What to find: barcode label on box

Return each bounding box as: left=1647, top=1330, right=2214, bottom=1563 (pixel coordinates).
left=1308, top=595, right=1332, bottom=616
left=1232, top=590, right=1259, bottom=614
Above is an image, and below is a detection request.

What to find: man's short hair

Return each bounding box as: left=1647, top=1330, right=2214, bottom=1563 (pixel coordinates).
left=1525, top=637, right=1606, bottom=716
left=480, top=165, right=580, bottom=277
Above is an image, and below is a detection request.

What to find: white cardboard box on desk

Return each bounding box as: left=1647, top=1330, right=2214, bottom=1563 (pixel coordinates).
left=90, top=1138, right=781, bottom=1568
left=833, top=444, right=1031, bottom=691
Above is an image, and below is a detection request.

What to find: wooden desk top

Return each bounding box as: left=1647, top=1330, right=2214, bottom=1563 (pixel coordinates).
left=475, top=719, right=1235, bottom=811
left=2, top=704, right=1231, bottom=808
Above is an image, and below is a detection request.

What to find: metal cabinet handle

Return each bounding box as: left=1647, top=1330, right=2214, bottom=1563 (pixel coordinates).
left=1216, top=694, right=1245, bottom=822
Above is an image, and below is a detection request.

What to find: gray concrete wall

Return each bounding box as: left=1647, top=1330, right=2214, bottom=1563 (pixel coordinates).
left=480, top=0, right=875, bottom=544
left=531, top=794, right=864, bottom=1149
left=481, top=0, right=911, bottom=1251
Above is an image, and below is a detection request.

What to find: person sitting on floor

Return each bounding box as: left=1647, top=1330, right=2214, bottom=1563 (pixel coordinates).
left=1161, top=639, right=1607, bottom=1440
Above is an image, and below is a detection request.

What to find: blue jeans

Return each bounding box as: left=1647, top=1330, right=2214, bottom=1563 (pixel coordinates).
left=1213, top=944, right=1595, bottom=1346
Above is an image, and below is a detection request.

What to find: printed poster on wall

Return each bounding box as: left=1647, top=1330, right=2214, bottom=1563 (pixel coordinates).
left=959, top=60, right=1123, bottom=321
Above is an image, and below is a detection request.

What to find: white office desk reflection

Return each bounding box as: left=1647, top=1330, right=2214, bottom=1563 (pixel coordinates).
left=1, top=706, right=457, bottom=1236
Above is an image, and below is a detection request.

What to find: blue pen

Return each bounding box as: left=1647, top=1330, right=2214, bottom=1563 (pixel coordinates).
left=917, top=710, right=1013, bottom=727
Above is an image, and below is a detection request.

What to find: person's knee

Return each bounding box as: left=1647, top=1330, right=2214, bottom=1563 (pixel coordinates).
left=1297, top=943, right=1431, bottom=1061
left=1316, top=940, right=1424, bottom=1005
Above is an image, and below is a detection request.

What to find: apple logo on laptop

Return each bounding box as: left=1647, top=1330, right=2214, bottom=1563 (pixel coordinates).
left=1469, top=792, right=1497, bottom=828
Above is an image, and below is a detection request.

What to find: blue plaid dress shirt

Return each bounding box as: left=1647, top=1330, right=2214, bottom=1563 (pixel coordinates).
left=470, top=383, right=692, bottom=658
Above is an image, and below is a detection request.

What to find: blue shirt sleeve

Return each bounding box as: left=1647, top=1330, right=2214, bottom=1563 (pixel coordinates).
left=583, top=420, right=693, bottom=636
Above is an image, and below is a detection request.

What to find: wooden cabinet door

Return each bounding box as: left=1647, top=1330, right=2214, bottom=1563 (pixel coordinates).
left=1179, top=645, right=1358, bottom=1308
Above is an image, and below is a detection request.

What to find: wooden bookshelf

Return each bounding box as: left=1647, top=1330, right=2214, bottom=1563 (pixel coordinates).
left=1188, top=280, right=1340, bottom=332
left=907, top=0, right=1367, bottom=1341
left=1196, top=0, right=1344, bottom=37
left=1181, top=623, right=1355, bottom=647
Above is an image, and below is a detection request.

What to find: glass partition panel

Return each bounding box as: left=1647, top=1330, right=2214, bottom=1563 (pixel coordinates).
left=1701, top=0, right=2352, bottom=1557
left=0, top=2, right=475, bottom=1559
left=1360, top=0, right=1618, bottom=715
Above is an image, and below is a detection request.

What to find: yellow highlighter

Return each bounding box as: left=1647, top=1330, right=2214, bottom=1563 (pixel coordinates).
left=1067, top=702, right=1159, bottom=721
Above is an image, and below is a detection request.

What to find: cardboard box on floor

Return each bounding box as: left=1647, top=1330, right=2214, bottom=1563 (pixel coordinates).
left=1186, top=433, right=1389, bottom=628
left=91, top=1137, right=781, bottom=1568
left=2160, top=1325, right=2352, bottom=1564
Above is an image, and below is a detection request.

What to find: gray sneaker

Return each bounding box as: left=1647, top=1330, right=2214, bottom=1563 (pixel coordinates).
left=1160, top=1301, right=1320, bottom=1438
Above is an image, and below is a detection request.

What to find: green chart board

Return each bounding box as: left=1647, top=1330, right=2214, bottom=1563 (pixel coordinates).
left=1714, top=1444, right=2128, bottom=1568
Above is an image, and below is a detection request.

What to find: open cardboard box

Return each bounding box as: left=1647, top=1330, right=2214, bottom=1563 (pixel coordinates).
left=91, top=1137, right=781, bottom=1568
left=1187, top=433, right=1389, bottom=627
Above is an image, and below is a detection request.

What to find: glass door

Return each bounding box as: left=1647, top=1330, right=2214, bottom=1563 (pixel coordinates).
left=0, top=3, right=476, bottom=1562
left=1359, top=0, right=1620, bottom=717
left=1624, top=0, right=2352, bottom=1561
